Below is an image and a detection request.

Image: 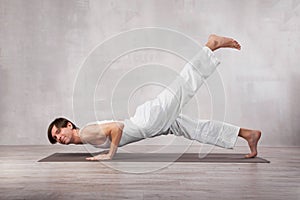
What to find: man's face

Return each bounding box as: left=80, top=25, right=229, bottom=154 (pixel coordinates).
left=51, top=122, right=74, bottom=145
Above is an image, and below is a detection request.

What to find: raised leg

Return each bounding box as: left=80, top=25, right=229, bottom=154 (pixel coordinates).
left=123, top=35, right=241, bottom=140
left=129, top=46, right=219, bottom=137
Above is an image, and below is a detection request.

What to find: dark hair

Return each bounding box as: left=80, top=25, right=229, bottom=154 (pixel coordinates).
left=47, top=117, right=78, bottom=144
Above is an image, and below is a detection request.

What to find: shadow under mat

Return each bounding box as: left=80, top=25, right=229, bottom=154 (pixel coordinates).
left=38, top=153, right=270, bottom=163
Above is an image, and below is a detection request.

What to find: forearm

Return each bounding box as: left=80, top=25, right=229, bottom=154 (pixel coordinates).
left=107, top=126, right=123, bottom=158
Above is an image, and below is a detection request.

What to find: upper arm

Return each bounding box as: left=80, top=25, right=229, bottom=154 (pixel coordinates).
left=108, top=122, right=124, bottom=143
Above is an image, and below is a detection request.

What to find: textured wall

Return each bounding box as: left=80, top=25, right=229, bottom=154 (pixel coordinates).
left=0, top=0, right=299, bottom=146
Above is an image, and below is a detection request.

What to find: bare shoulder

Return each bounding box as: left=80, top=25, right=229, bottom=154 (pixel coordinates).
left=103, top=122, right=124, bottom=131
left=80, top=121, right=124, bottom=138
left=79, top=124, right=107, bottom=145
left=80, top=124, right=101, bottom=134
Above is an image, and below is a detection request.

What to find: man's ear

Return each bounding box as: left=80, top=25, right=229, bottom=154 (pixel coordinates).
left=67, top=122, right=73, bottom=129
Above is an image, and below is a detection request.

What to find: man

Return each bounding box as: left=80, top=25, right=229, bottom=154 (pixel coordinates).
left=48, top=34, right=261, bottom=161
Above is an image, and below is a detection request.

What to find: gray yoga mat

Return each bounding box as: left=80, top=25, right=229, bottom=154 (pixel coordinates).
left=38, top=153, right=270, bottom=163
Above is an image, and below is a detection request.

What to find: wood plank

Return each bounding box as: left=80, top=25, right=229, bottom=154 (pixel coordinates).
left=0, top=145, right=299, bottom=200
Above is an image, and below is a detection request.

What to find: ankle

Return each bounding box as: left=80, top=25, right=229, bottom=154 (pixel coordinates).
left=205, top=41, right=217, bottom=51
left=238, top=128, right=249, bottom=139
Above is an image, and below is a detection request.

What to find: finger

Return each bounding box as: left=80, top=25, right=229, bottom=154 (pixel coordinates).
left=86, top=157, right=97, bottom=160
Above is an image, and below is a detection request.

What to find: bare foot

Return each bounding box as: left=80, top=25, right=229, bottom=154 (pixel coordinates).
left=239, top=129, right=261, bottom=158
left=205, top=34, right=241, bottom=51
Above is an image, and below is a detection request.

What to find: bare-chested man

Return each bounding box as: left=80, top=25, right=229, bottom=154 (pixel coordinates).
left=48, top=34, right=261, bottom=161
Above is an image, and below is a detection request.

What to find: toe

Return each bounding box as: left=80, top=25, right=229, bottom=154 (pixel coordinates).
left=234, top=41, right=241, bottom=49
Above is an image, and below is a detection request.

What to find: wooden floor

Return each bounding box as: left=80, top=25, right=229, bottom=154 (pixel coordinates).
left=0, top=145, right=299, bottom=200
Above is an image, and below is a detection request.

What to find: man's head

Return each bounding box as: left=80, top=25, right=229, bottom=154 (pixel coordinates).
left=47, top=117, right=79, bottom=145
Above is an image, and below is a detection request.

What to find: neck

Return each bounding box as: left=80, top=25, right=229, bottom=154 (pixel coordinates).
left=72, top=129, right=83, bottom=144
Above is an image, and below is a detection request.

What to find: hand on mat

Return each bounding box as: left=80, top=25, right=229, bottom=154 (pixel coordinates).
left=86, top=153, right=112, bottom=161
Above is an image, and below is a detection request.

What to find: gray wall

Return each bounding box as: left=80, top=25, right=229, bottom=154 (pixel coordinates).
left=0, top=0, right=299, bottom=146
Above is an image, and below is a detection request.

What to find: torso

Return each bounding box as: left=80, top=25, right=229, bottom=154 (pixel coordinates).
left=79, top=120, right=124, bottom=148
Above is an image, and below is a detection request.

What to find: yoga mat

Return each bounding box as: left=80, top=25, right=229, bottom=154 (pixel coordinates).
left=38, top=153, right=270, bottom=163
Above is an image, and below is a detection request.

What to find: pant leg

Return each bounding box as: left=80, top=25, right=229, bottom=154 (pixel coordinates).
left=169, top=114, right=240, bottom=149
left=119, top=47, right=220, bottom=146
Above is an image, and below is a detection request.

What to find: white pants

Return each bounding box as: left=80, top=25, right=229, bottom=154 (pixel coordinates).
left=120, top=47, right=240, bottom=148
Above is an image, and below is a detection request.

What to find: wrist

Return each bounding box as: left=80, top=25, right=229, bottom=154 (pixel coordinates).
left=107, top=153, right=113, bottom=158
